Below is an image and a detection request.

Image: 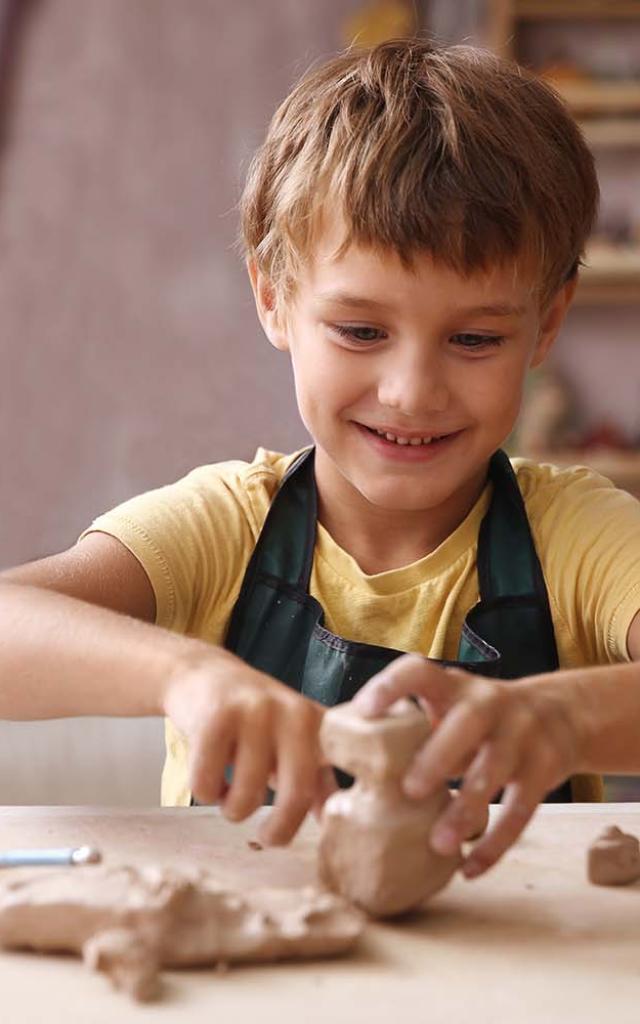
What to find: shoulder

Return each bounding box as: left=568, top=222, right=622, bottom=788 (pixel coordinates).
left=510, top=455, right=640, bottom=552
left=175, top=447, right=304, bottom=537
left=510, top=456, right=631, bottom=521
left=510, top=456, right=640, bottom=663
left=82, top=448, right=306, bottom=632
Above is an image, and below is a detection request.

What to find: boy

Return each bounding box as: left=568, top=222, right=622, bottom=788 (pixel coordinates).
left=2, top=39, right=640, bottom=875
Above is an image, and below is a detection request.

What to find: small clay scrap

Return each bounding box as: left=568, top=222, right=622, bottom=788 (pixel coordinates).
left=587, top=825, right=640, bottom=886
left=0, top=864, right=363, bottom=1001
left=318, top=698, right=460, bottom=918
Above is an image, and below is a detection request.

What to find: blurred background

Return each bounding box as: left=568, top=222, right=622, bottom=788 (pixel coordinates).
left=0, top=0, right=638, bottom=803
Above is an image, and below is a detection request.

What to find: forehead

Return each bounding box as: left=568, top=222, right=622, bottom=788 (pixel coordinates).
left=300, top=214, right=539, bottom=316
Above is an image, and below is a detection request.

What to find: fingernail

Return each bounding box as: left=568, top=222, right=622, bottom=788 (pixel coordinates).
left=352, top=693, right=379, bottom=717
left=430, top=825, right=459, bottom=855
left=463, top=859, right=483, bottom=879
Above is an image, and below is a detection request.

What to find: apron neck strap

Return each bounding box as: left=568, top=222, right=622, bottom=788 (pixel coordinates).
left=477, top=451, right=547, bottom=602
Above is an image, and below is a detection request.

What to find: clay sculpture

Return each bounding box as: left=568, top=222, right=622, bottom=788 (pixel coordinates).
left=587, top=825, right=640, bottom=886
left=318, top=698, right=460, bottom=917
left=0, top=864, right=363, bottom=1001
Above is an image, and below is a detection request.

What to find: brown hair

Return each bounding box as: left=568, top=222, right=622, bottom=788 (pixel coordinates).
left=241, top=38, right=598, bottom=306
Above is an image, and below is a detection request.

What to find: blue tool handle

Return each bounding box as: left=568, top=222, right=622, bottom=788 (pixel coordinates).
left=0, top=846, right=101, bottom=867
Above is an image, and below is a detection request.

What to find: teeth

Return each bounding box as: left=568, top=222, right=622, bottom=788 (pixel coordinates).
left=375, top=429, right=434, bottom=446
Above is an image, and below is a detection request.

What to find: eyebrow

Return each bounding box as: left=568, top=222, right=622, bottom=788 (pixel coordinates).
left=315, top=292, right=394, bottom=313
left=315, top=292, right=527, bottom=318
left=454, top=303, right=527, bottom=317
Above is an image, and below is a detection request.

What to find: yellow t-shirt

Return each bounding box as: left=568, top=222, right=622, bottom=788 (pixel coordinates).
left=83, top=449, right=640, bottom=805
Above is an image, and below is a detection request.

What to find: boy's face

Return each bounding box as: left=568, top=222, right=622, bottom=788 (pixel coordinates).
left=251, top=219, right=574, bottom=527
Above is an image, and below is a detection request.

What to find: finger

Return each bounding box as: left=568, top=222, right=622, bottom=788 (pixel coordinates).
left=429, top=730, right=522, bottom=855
left=461, top=776, right=542, bottom=878
left=259, top=731, right=320, bottom=847
left=353, top=654, right=470, bottom=719
left=189, top=717, right=236, bottom=805
left=403, top=687, right=503, bottom=801
left=311, top=765, right=338, bottom=821
left=221, top=715, right=274, bottom=822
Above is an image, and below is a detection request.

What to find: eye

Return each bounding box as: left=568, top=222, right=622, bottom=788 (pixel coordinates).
left=452, top=333, right=505, bottom=350
left=329, top=324, right=387, bottom=345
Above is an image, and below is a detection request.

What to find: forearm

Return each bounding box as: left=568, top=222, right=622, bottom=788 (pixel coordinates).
left=0, top=581, right=223, bottom=719
left=517, top=661, right=640, bottom=775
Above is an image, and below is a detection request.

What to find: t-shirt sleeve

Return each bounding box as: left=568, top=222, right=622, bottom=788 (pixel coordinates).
left=79, top=458, right=278, bottom=638
left=520, top=461, right=640, bottom=664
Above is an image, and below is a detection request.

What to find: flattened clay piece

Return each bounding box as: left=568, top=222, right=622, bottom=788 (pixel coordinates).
left=587, top=825, right=640, bottom=886
left=319, top=699, right=460, bottom=918
left=0, top=864, right=363, bottom=1001
left=83, top=927, right=160, bottom=1002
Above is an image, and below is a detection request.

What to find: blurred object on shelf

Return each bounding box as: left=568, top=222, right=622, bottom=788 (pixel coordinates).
left=516, top=367, right=580, bottom=455
left=341, top=0, right=416, bottom=47
left=579, top=420, right=633, bottom=453
left=516, top=374, right=640, bottom=497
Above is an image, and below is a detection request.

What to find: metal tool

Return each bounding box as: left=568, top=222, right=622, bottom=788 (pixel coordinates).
left=0, top=845, right=102, bottom=868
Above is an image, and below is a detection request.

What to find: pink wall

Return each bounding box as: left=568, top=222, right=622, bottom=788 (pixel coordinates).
left=0, top=0, right=364, bottom=567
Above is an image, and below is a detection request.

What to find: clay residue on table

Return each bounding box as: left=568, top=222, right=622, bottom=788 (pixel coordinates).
left=0, top=863, right=363, bottom=1001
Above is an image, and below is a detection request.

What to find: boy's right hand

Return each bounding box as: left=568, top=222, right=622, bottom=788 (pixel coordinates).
left=162, top=649, right=335, bottom=846
left=353, top=654, right=581, bottom=878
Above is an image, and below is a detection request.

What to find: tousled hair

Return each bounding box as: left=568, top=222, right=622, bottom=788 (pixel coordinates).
left=241, top=39, right=598, bottom=306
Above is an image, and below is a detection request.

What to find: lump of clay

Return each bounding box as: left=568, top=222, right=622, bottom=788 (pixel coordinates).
left=587, top=825, right=640, bottom=886
left=83, top=927, right=160, bottom=1002
left=318, top=698, right=460, bottom=918
left=0, top=864, right=363, bottom=1001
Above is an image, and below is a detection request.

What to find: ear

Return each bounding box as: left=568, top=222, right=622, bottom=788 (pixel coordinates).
left=530, top=275, right=578, bottom=369
left=247, top=260, right=290, bottom=352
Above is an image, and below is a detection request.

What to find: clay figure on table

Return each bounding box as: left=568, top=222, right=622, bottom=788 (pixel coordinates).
left=0, top=38, right=640, bottom=882
left=587, top=825, right=640, bottom=886
left=318, top=699, right=460, bottom=917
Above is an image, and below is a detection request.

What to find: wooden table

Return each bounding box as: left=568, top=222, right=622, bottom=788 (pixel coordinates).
left=0, top=804, right=639, bottom=1022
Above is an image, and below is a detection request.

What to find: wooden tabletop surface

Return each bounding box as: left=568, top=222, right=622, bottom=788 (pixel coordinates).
left=0, top=803, right=639, bottom=1023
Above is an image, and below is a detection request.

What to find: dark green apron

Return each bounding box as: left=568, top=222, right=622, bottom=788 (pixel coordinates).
left=222, top=446, right=571, bottom=803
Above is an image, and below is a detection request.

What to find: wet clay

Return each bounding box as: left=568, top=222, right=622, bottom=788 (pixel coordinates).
left=0, top=864, right=363, bottom=1001
left=318, top=699, right=460, bottom=917
left=587, top=825, right=640, bottom=886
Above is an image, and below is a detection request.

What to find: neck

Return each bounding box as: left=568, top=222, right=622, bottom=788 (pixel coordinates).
left=314, top=450, right=489, bottom=575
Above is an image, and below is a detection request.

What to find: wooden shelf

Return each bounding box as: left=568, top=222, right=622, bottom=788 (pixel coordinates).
left=574, top=245, right=640, bottom=304
left=550, top=79, right=640, bottom=115
left=574, top=276, right=640, bottom=304
left=515, top=1, right=640, bottom=19
left=578, top=117, right=640, bottom=147
left=525, top=449, right=640, bottom=495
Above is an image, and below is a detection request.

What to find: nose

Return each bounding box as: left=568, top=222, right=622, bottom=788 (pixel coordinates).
left=377, top=346, right=450, bottom=417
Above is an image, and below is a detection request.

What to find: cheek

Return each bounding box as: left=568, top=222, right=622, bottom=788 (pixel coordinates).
left=463, top=356, right=528, bottom=422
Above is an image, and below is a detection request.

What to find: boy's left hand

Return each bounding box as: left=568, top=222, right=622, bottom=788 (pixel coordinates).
left=352, top=655, right=580, bottom=878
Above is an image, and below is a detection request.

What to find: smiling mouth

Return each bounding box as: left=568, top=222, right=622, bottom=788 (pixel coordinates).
left=360, top=425, right=456, bottom=447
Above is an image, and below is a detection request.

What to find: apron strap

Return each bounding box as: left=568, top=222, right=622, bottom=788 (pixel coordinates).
left=225, top=448, right=316, bottom=652
left=479, top=451, right=549, bottom=602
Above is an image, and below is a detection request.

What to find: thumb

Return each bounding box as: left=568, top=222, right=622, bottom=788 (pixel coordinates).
left=353, top=654, right=470, bottom=719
